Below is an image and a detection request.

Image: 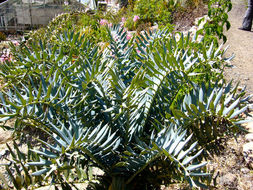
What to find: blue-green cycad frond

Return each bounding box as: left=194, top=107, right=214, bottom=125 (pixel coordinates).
left=0, top=73, right=72, bottom=122
left=135, top=28, right=169, bottom=59
left=106, top=25, right=138, bottom=85
left=172, top=81, right=251, bottom=147
left=28, top=120, right=120, bottom=178
left=125, top=36, right=200, bottom=137
left=107, top=25, right=132, bottom=59
left=121, top=124, right=209, bottom=188
left=181, top=81, right=249, bottom=121
left=0, top=31, right=99, bottom=88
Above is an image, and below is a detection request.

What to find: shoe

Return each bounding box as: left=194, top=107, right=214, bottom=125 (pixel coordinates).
left=238, top=27, right=251, bottom=31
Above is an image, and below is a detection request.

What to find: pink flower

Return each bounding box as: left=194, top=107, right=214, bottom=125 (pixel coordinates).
left=0, top=54, right=11, bottom=63
left=0, top=57, right=4, bottom=63
left=108, top=23, right=113, bottom=27
left=126, top=32, right=132, bottom=40
left=99, top=19, right=108, bottom=26
left=133, top=15, right=140, bottom=22
left=136, top=49, right=141, bottom=54
left=4, top=52, right=9, bottom=57
left=11, top=40, right=19, bottom=46
left=6, top=56, right=11, bottom=61
left=121, top=17, right=126, bottom=23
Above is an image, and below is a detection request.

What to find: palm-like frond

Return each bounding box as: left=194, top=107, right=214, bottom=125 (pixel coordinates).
left=28, top=121, right=120, bottom=178
left=123, top=124, right=209, bottom=188
left=173, top=81, right=250, bottom=147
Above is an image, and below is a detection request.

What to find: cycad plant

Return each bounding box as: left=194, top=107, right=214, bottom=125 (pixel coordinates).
left=0, top=25, right=249, bottom=189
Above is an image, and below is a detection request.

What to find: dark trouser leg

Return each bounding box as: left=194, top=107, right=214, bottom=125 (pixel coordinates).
left=120, top=0, right=128, bottom=8
left=242, top=0, right=253, bottom=30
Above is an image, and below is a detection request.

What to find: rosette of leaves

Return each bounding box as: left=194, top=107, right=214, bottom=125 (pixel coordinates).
left=0, top=25, right=250, bottom=189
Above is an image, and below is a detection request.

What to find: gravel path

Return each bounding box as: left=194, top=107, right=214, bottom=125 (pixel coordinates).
left=224, top=0, right=253, bottom=95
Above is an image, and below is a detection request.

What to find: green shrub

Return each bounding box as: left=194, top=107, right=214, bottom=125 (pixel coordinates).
left=122, top=0, right=176, bottom=31
left=133, top=0, right=172, bottom=24
left=26, top=11, right=120, bottom=46
left=0, top=32, right=6, bottom=42
left=26, top=12, right=83, bottom=45
left=199, top=0, right=232, bottom=43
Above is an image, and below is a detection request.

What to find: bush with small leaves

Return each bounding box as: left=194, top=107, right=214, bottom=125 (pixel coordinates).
left=199, top=0, right=232, bottom=43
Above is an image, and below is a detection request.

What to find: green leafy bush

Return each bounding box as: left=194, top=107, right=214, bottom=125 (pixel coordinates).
left=0, top=32, right=6, bottom=42
left=134, top=0, right=173, bottom=26
left=26, top=12, right=83, bottom=45
left=122, top=0, right=176, bottom=31
left=26, top=11, right=113, bottom=46
left=199, top=0, right=232, bottom=43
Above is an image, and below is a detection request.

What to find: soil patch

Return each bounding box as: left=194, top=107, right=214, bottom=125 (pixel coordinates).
left=224, top=0, right=253, bottom=95
left=173, top=3, right=208, bottom=31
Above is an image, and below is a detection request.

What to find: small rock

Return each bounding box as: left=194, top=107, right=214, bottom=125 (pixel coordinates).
left=240, top=167, right=250, bottom=174
left=243, top=142, right=253, bottom=152
left=245, top=133, right=253, bottom=142
left=0, top=128, right=12, bottom=144
left=238, top=86, right=243, bottom=91
left=246, top=121, right=253, bottom=133
left=219, top=173, right=238, bottom=187
left=0, top=149, right=7, bottom=158
left=93, top=167, right=104, bottom=176
left=243, top=142, right=253, bottom=168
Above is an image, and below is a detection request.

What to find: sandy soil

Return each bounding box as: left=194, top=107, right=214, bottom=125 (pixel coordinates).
left=208, top=1, right=253, bottom=189
left=224, top=0, right=253, bottom=95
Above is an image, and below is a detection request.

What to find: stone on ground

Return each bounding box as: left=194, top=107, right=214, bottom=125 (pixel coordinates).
left=243, top=142, right=253, bottom=168
left=246, top=121, right=253, bottom=133
left=0, top=128, right=12, bottom=144
left=245, top=133, right=253, bottom=142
